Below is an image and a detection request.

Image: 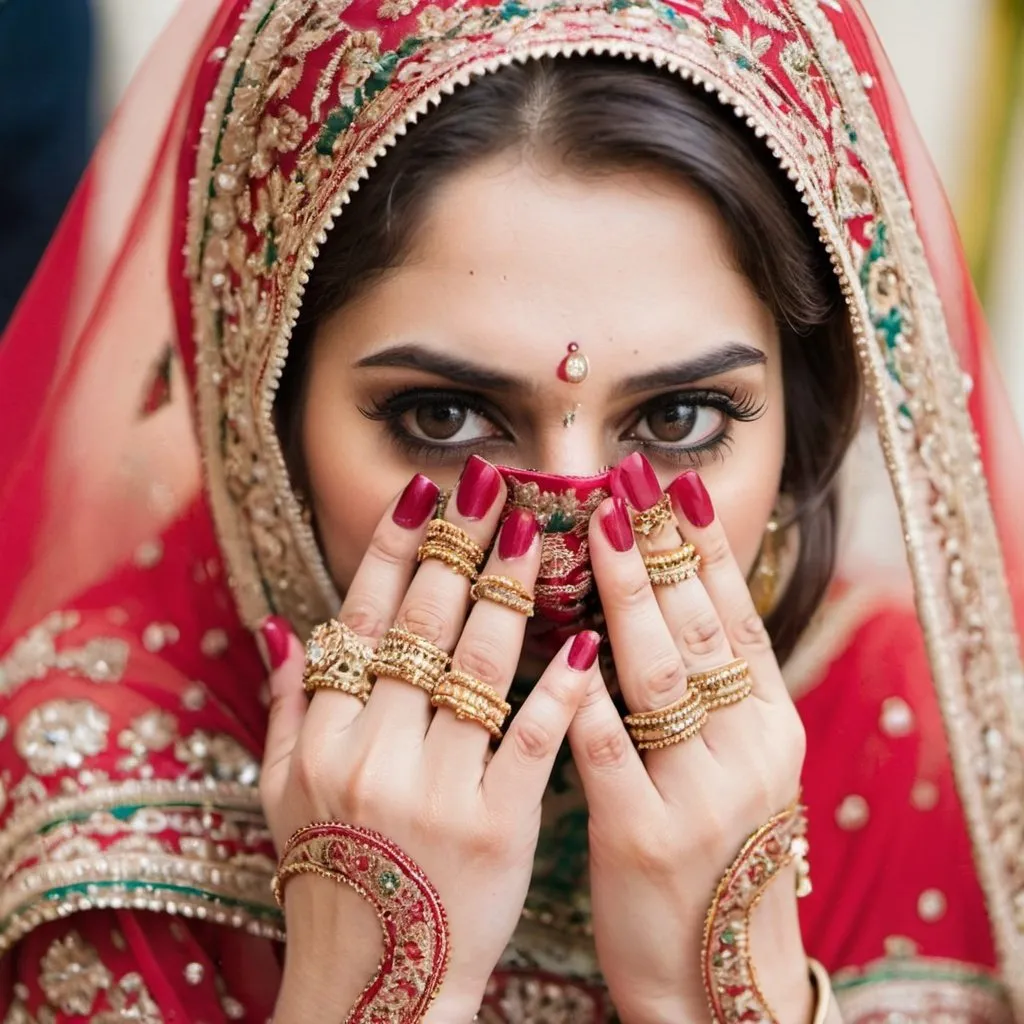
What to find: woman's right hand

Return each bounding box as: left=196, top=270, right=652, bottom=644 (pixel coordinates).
left=257, top=455, right=600, bottom=1023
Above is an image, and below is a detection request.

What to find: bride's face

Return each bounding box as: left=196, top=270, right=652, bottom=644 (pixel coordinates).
left=302, top=153, right=785, bottom=591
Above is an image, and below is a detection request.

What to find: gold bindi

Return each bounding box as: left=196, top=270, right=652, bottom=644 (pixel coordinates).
left=558, top=342, right=589, bottom=384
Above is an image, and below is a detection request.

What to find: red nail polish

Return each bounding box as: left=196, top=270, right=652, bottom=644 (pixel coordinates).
left=498, top=508, right=539, bottom=561
left=568, top=631, right=601, bottom=671
left=600, top=498, right=635, bottom=552
left=615, top=452, right=663, bottom=511
left=393, top=474, right=440, bottom=529
left=259, top=616, right=292, bottom=670
left=456, top=455, right=501, bottom=520
left=668, top=471, right=715, bottom=528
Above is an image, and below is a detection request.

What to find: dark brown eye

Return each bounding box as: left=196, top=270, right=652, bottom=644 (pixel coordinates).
left=412, top=401, right=468, bottom=440
left=646, top=403, right=698, bottom=442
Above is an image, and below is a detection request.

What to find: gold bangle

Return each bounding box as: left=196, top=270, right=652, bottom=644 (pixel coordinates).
left=431, top=669, right=511, bottom=737
left=808, top=958, right=833, bottom=1024
left=701, top=803, right=810, bottom=1024
left=417, top=519, right=485, bottom=579
left=369, top=626, right=451, bottom=694
left=632, top=494, right=673, bottom=537
left=643, top=544, right=701, bottom=586
left=470, top=575, right=536, bottom=617
left=302, top=620, right=374, bottom=703
left=689, top=659, right=752, bottom=711
left=623, top=688, right=708, bottom=750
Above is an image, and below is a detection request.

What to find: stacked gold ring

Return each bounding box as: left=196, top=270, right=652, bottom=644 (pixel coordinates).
left=631, top=494, right=673, bottom=538
left=643, top=543, right=701, bottom=586
left=369, top=626, right=451, bottom=694
left=303, top=620, right=375, bottom=703
left=623, top=688, right=708, bottom=750
left=470, top=575, right=535, bottom=617
left=431, top=669, right=512, bottom=738
left=417, top=519, right=485, bottom=580
left=689, top=659, right=752, bottom=711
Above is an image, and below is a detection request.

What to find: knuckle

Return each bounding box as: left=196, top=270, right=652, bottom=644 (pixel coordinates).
left=508, top=717, right=556, bottom=764
left=398, top=600, right=452, bottom=646
left=366, top=520, right=416, bottom=570
left=677, top=611, right=726, bottom=657
left=698, top=532, right=732, bottom=569
left=643, top=654, right=688, bottom=699
left=622, top=831, right=673, bottom=877
left=340, top=603, right=389, bottom=642
left=732, top=611, right=772, bottom=652
left=607, top=571, right=652, bottom=612
left=290, top=743, right=324, bottom=807
left=453, top=635, right=510, bottom=691
left=582, top=727, right=631, bottom=770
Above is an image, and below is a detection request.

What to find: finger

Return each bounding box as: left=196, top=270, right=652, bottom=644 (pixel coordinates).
left=363, top=455, right=506, bottom=734
left=483, top=631, right=600, bottom=815
left=614, top=453, right=735, bottom=676
left=256, top=617, right=306, bottom=841
left=426, top=508, right=541, bottom=774
left=312, top=474, right=441, bottom=732
left=589, top=495, right=697, bottom=723
left=566, top=660, right=664, bottom=823
left=668, top=471, right=787, bottom=703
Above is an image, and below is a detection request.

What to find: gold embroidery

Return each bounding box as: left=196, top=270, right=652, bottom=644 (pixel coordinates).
left=173, top=730, right=261, bottom=785
left=93, top=972, right=164, bottom=1024
left=0, top=613, right=128, bottom=697
left=15, top=701, right=110, bottom=777
left=39, top=931, right=113, bottom=1015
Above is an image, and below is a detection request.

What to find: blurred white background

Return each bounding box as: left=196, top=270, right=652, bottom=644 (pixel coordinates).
left=92, top=0, right=1024, bottom=422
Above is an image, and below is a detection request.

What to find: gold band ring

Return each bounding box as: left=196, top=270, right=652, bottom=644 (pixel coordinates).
left=417, top=519, right=485, bottom=580
left=689, top=659, right=752, bottom=711
left=631, top=494, right=673, bottom=538
left=470, top=575, right=535, bottom=617
left=643, top=544, right=701, bottom=586
left=303, top=620, right=374, bottom=703
left=369, top=626, right=451, bottom=694
left=431, top=669, right=511, bottom=738
left=623, top=687, right=708, bottom=750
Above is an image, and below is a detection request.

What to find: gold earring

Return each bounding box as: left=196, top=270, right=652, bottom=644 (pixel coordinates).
left=748, top=517, right=781, bottom=618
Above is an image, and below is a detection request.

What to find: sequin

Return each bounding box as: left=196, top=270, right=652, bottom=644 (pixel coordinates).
left=142, top=622, right=181, bottom=653
left=910, top=779, right=939, bottom=811
left=133, top=540, right=165, bottom=569
left=883, top=934, right=919, bottom=958
left=918, top=888, right=947, bottom=922
left=185, top=962, right=205, bottom=985
left=222, top=996, right=246, bottom=1019
left=39, top=931, right=113, bottom=1015
left=182, top=684, right=208, bottom=711
left=16, top=700, right=110, bottom=776
left=835, top=793, right=869, bottom=830
left=879, top=696, right=915, bottom=737
left=200, top=629, right=230, bottom=658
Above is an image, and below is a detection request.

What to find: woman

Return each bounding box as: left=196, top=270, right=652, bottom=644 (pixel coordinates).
left=0, top=0, right=1021, bottom=1020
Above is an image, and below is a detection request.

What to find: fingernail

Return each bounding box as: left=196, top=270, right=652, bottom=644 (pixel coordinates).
left=615, top=452, right=662, bottom=511
left=393, top=474, right=440, bottom=529
left=258, top=616, right=292, bottom=671
left=668, top=471, right=715, bottom=528
left=498, top=508, right=539, bottom=560
left=600, top=498, right=635, bottom=552
left=568, top=631, right=601, bottom=671
left=456, top=455, right=501, bottom=520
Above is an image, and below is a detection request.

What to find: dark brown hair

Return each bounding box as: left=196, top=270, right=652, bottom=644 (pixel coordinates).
left=277, top=56, right=861, bottom=663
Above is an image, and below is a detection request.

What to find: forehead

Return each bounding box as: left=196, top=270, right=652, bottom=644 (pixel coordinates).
left=341, top=155, right=777, bottom=370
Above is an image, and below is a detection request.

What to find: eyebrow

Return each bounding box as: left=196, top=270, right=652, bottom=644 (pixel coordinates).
left=353, top=340, right=766, bottom=393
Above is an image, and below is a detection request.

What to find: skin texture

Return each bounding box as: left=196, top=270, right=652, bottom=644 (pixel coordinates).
left=263, top=154, right=817, bottom=1023
left=302, top=153, right=785, bottom=603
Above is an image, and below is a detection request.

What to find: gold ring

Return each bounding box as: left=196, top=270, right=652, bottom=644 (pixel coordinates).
left=623, top=688, right=707, bottom=750
left=688, top=659, right=752, bottom=711
left=369, top=626, right=451, bottom=694
left=417, top=519, right=485, bottom=580
left=643, top=544, right=701, bottom=586
left=470, top=575, right=535, bottom=617
left=631, top=494, right=673, bottom=538
left=303, top=620, right=374, bottom=703
left=431, top=669, right=511, bottom=738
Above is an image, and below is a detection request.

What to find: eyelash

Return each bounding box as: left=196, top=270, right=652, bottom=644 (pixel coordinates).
left=358, top=385, right=766, bottom=467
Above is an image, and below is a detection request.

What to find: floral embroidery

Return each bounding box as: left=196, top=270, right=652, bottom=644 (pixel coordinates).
left=39, top=931, right=113, bottom=1015
left=0, top=612, right=128, bottom=697
left=15, top=701, right=110, bottom=776
left=93, top=973, right=164, bottom=1024
left=378, top=0, right=420, bottom=19
left=117, top=710, right=178, bottom=771
left=174, top=730, right=261, bottom=785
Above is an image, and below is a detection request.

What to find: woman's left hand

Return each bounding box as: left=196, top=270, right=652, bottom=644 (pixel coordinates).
left=569, top=455, right=812, bottom=1024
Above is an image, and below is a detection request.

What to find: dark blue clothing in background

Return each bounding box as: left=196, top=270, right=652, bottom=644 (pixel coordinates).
left=0, top=0, right=93, bottom=330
